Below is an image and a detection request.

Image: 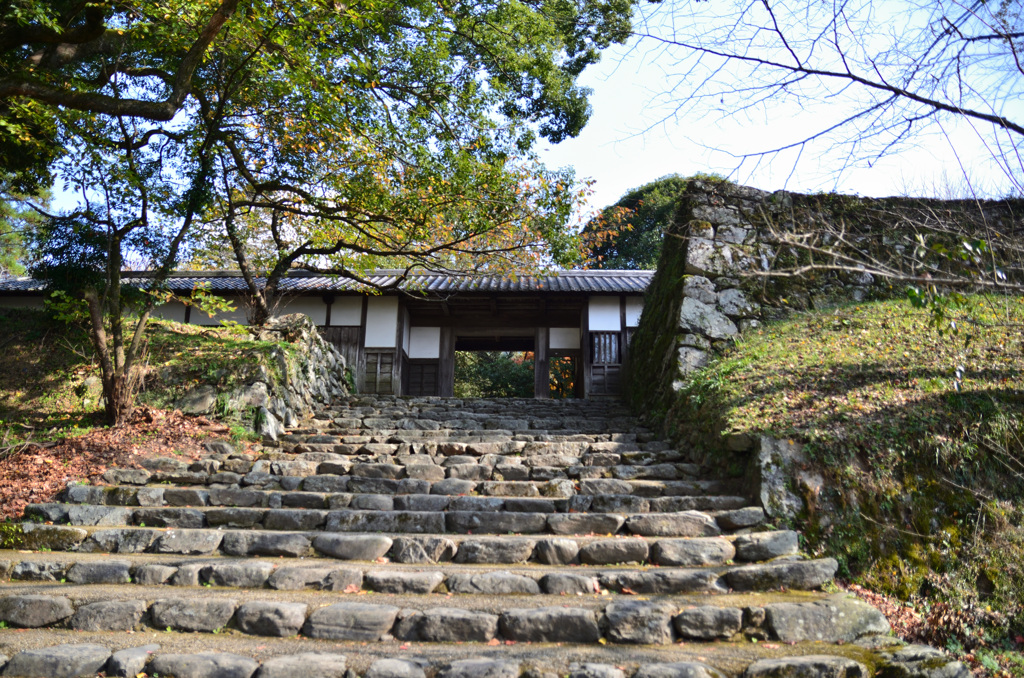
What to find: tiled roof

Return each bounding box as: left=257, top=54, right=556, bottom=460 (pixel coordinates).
left=0, top=270, right=653, bottom=295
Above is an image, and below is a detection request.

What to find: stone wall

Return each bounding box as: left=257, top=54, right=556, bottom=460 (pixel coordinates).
left=174, top=314, right=349, bottom=439
left=647, top=179, right=1024, bottom=376
left=626, top=178, right=1023, bottom=514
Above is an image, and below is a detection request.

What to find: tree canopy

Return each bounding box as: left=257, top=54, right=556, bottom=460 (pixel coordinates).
left=2, top=0, right=633, bottom=422
left=583, top=174, right=688, bottom=270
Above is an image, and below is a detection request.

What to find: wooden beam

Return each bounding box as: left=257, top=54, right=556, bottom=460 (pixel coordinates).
left=581, top=303, right=591, bottom=399
left=534, top=327, right=550, bottom=399
left=439, top=327, right=455, bottom=397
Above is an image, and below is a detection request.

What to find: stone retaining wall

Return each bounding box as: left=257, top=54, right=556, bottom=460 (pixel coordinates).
left=174, top=314, right=349, bottom=439
left=626, top=179, right=1024, bottom=516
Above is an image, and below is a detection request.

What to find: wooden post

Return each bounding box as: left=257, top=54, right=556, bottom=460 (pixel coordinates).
left=534, top=327, right=549, bottom=399
left=581, top=304, right=591, bottom=399
left=439, top=327, right=455, bottom=397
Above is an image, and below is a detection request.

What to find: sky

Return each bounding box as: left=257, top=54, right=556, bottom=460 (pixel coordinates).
left=537, top=2, right=1023, bottom=218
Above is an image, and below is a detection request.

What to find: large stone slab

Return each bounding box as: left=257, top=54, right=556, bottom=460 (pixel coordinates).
left=605, top=600, right=677, bottom=644
left=415, top=608, right=499, bottom=642
left=235, top=601, right=308, bottom=637
left=221, top=531, right=312, bottom=557
left=365, top=659, right=426, bottom=678
left=764, top=596, right=890, bottom=642
left=445, top=511, right=548, bottom=534
left=391, top=536, right=457, bottom=563
left=3, top=643, right=111, bottom=678
left=604, top=570, right=724, bottom=594
left=365, top=570, right=445, bottom=594
left=579, top=538, right=649, bottom=565
left=312, top=534, right=393, bottom=561
left=569, top=664, right=625, bottom=678
left=134, top=508, right=204, bottom=528
left=206, top=508, right=266, bottom=528
left=724, top=558, right=838, bottom=591
left=634, top=663, right=726, bottom=678
left=446, top=571, right=540, bottom=594
left=625, top=512, right=721, bottom=537
left=500, top=607, right=600, bottom=643
left=20, top=524, right=87, bottom=551
left=439, top=659, right=520, bottom=678
left=204, top=561, right=276, bottom=588
left=534, top=538, right=580, bottom=564
left=134, top=564, right=178, bottom=586
left=268, top=566, right=362, bottom=591
left=82, top=528, right=160, bottom=553
left=673, top=606, right=743, bottom=640
left=302, top=603, right=399, bottom=641
left=541, top=573, right=600, bottom=595
left=453, top=538, right=536, bottom=564
left=741, top=655, right=868, bottom=678
left=325, top=510, right=445, bottom=534
left=107, top=645, right=160, bottom=678
left=257, top=653, right=348, bottom=678
left=0, top=595, right=74, bottom=627
left=547, top=514, right=626, bottom=535
left=148, top=653, right=259, bottom=678
left=150, top=599, right=237, bottom=633
left=66, top=560, right=131, bottom=584
left=679, top=296, right=738, bottom=339
left=652, top=538, right=735, bottom=566
left=733, top=531, right=799, bottom=561
left=70, top=600, right=147, bottom=632
left=153, top=529, right=223, bottom=555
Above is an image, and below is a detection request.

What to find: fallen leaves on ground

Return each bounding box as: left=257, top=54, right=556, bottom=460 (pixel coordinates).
left=843, top=582, right=925, bottom=640
left=0, top=406, right=246, bottom=520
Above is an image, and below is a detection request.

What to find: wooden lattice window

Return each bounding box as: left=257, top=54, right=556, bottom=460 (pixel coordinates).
left=590, top=331, right=621, bottom=365
left=406, top=362, right=439, bottom=397
left=364, top=351, right=394, bottom=394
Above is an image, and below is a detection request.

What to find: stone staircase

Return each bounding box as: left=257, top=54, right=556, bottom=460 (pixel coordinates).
left=0, top=397, right=965, bottom=678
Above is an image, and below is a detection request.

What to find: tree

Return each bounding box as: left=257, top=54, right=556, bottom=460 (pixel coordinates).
left=0, top=175, right=48, bottom=276
left=6, top=0, right=632, bottom=423
left=583, top=174, right=689, bottom=269
left=636, top=0, right=1023, bottom=194
left=454, top=352, right=534, bottom=398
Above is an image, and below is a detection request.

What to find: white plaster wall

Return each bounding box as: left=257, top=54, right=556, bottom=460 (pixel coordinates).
left=0, top=296, right=44, bottom=309
left=364, top=296, right=399, bottom=347
left=193, top=300, right=249, bottom=326
left=152, top=300, right=188, bottom=323
left=277, top=296, right=327, bottom=325
left=331, top=297, right=362, bottom=326
left=588, top=296, right=621, bottom=332
left=408, top=327, right=441, bottom=359
left=625, top=296, right=644, bottom=327
left=550, top=327, right=580, bottom=350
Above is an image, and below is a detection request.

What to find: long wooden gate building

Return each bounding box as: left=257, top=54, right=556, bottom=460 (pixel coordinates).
left=0, top=269, right=653, bottom=399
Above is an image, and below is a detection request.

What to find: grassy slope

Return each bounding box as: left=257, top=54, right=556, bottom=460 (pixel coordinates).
left=674, top=296, right=1024, bottom=674
left=0, top=308, right=290, bottom=445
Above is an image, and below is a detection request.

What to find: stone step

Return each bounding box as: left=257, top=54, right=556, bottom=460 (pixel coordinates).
left=0, top=630, right=966, bottom=678
left=107, top=458, right=722, bottom=484
left=0, top=537, right=820, bottom=593
left=56, top=484, right=750, bottom=514
left=86, top=470, right=741, bottom=500
left=10, top=524, right=805, bottom=568
left=269, top=437, right=674, bottom=458
left=28, top=503, right=766, bottom=537
left=0, top=584, right=887, bottom=647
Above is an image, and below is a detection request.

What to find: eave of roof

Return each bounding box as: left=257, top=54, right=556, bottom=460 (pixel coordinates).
left=0, top=269, right=654, bottom=295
